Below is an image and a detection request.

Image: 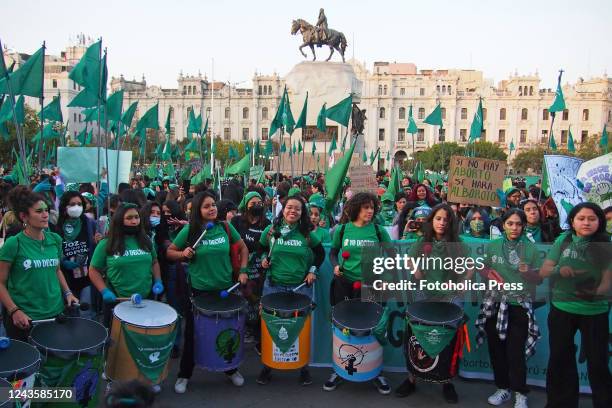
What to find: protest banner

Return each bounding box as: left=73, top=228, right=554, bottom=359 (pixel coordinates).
left=543, top=155, right=584, bottom=229
left=349, top=164, right=377, bottom=194
left=448, top=156, right=506, bottom=206
left=576, top=152, right=612, bottom=209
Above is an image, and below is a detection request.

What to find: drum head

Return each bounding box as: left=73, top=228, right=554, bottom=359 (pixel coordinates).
left=332, top=299, right=383, bottom=332
left=261, top=292, right=311, bottom=314
left=192, top=293, right=247, bottom=315
left=405, top=301, right=464, bottom=326
left=114, top=300, right=177, bottom=328
left=0, top=339, right=41, bottom=381
left=30, top=317, right=108, bottom=353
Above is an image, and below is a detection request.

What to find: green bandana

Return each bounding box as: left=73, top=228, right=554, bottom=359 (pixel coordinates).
left=261, top=311, right=306, bottom=353
left=121, top=323, right=177, bottom=382
left=63, top=218, right=82, bottom=242
left=408, top=321, right=456, bottom=358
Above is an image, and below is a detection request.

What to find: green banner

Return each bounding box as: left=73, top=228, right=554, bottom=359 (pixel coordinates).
left=262, top=311, right=306, bottom=353
left=122, top=324, right=177, bottom=382
left=408, top=321, right=456, bottom=358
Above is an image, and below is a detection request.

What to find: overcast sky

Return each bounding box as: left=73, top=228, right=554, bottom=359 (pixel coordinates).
left=3, top=0, right=611, bottom=89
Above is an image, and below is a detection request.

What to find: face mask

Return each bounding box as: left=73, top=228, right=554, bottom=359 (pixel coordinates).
left=149, top=216, right=160, bottom=227
left=66, top=205, right=83, bottom=218
left=123, top=225, right=140, bottom=235
left=470, top=219, right=485, bottom=233
left=459, top=207, right=469, bottom=217
left=248, top=204, right=264, bottom=216
left=606, top=219, right=612, bottom=234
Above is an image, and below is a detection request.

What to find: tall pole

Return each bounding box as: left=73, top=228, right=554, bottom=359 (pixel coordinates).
left=95, top=38, right=103, bottom=219
left=210, top=58, right=215, bottom=172
left=37, top=41, right=46, bottom=174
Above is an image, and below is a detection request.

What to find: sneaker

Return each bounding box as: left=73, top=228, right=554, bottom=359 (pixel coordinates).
left=299, top=368, right=312, bottom=386
left=395, top=378, right=416, bottom=397
left=514, top=392, right=528, bottom=408
left=443, top=383, right=458, bottom=404
left=256, top=367, right=272, bottom=385
left=151, top=384, right=161, bottom=394
left=323, top=372, right=342, bottom=391
left=174, top=378, right=188, bottom=394
left=227, top=371, right=245, bottom=387
left=487, top=388, right=511, bottom=406
left=374, top=376, right=391, bottom=395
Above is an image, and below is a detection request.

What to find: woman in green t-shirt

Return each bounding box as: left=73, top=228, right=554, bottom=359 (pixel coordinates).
left=0, top=186, right=78, bottom=341
left=518, top=199, right=557, bottom=243
left=460, top=207, right=490, bottom=239
left=308, top=199, right=331, bottom=244
left=166, top=191, right=249, bottom=393
left=539, top=202, right=612, bottom=408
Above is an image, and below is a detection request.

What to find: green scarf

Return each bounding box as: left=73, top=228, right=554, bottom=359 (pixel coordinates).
left=63, top=218, right=82, bottom=242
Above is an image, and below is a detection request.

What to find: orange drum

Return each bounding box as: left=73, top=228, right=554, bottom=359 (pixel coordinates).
left=260, top=292, right=312, bottom=370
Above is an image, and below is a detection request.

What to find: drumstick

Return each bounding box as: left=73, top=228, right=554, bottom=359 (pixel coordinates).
left=293, top=281, right=309, bottom=292
left=116, top=294, right=143, bottom=306
left=0, top=336, right=10, bottom=350
left=69, top=302, right=90, bottom=311
left=30, top=314, right=67, bottom=325
left=339, top=251, right=350, bottom=274
left=265, top=230, right=282, bottom=265
left=220, top=282, right=241, bottom=298
left=191, top=222, right=215, bottom=248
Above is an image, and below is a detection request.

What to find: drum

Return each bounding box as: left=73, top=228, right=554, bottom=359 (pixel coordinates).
left=106, top=300, right=177, bottom=384
left=192, top=293, right=248, bottom=372
left=260, top=292, right=312, bottom=370
left=29, top=317, right=107, bottom=408
left=0, top=340, right=40, bottom=408
left=0, top=377, right=12, bottom=408
left=404, top=301, right=465, bottom=383
left=331, top=299, right=384, bottom=382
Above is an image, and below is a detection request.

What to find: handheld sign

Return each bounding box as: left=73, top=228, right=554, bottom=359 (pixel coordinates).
left=448, top=156, right=506, bottom=207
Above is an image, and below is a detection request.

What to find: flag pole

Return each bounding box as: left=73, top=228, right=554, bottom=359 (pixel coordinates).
left=114, top=94, right=125, bottom=194
left=301, top=129, right=305, bottom=184
left=37, top=41, right=46, bottom=174
left=210, top=58, right=215, bottom=173
left=289, top=132, right=294, bottom=181
left=95, top=38, right=103, bottom=220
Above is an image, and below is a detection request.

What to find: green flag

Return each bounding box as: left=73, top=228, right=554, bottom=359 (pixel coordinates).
left=265, top=138, right=273, bottom=157
left=567, top=127, right=576, bottom=153
left=549, top=71, right=566, bottom=113
left=316, top=104, right=327, bottom=133
left=165, top=107, right=172, bottom=136
left=187, top=108, right=200, bottom=135
left=541, top=161, right=550, bottom=196
left=191, top=164, right=212, bottom=184
left=414, top=161, right=425, bottom=183
left=269, top=90, right=285, bottom=137
left=549, top=130, right=557, bottom=151
left=281, top=87, right=296, bottom=134
left=600, top=125, right=608, bottom=154
left=136, top=103, right=159, bottom=133
left=295, top=92, right=308, bottom=129
left=362, top=151, right=367, bottom=163
left=509, top=140, right=515, bottom=153
left=76, top=127, right=89, bottom=145
left=226, top=153, right=251, bottom=175
left=386, top=150, right=390, bottom=162
left=0, top=95, right=24, bottom=125
left=325, top=94, right=352, bottom=127
left=253, top=138, right=261, bottom=157
left=370, top=148, right=380, bottom=166
left=340, top=133, right=347, bottom=152
left=69, top=40, right=101, bottom=90
left=184, top=139, right=199, bottom=153
left=105, top=89, right=124, bottom=123
left=328, top=135, right=337, bottom=156
left=32, top=123, right=60, bottom=142
left=298, top=140, right=303, bottom=153
left=407, top=105, right=418, bottom=134
left=468, top=98, right=483, bottom=142
left=0, top=46, right=44, bottom=97
left=68, top=51, right=107, bottom=107
left=291, top=141, right=297, bottom=155
left=39, top=93, right=62, bottom=123
left=311, top=140, right=317, bottom=156
left=121, top=101, right=138, bottom=128
left=381, top=166, right=401, bottom=202
left=280, top=141, right=287, bottom=153
left=424, top=103, right=443, bottom=128
left=325, top=141, right=357, bottom=212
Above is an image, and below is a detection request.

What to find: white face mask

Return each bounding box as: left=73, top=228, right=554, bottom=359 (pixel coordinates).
left=66, top=204, right=83, bottom=218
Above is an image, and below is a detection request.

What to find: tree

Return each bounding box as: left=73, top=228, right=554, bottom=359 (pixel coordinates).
left=512, top=147, right=546, bottom=173
left=414, top=142, right=464, bottom=172
left=576, top=134, right=610, bottom=161
left=0, top=104, right=41, bottom=167
left=471, top=141, right=507, bottom=161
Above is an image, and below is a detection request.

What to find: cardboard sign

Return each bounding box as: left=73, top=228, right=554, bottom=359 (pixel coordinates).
left=544, top=155, right=584, bottom=229
left=349, top=165, right=377, bottom=194
left=448, top=156, right=506, bottom=206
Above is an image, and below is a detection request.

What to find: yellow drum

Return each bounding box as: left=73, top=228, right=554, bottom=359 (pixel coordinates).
left=260, top=292, right=312, bottom=370
left=105, top=300, right=177, bottom=384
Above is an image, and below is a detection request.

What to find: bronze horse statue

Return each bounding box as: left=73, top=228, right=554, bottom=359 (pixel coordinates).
left=291, top=19, right=347, bottom=63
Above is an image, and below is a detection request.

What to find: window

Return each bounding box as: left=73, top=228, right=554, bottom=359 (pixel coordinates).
left=498, top=129, right=506, bottom=143
left=378, top=85, right=383, bottom=96
left=262, top=128, right=269, bottom=140
left=73, top=113, right=77, bottom=122
left=562, top=109, right=569, bottom=121
left=418, top=108, right=425, bottom=119
left=400, top=88, right=405, bottom=96
left=183, top=86, right=187, bottom=95
left=447, top=86, right=452, bottom=95
left=482, top=108, right=487, bottom=121
left=561, top=130, right=568, bottom=144
left=436, top=85, right=441, bottom=93
left=541, top=130, right=548, bottom=144
left=258, top=85, right=262, bottom=95
left=79, top=114, right=82, bottom=123
left=481, top=129, right=486, bottom=141
left=224, top=127, right=231, bottom=140
left=419, top=88, right=425, bottom=96
left=609, top=111, right=611, bottom=122
left=442, top=85, right=446, bottom=94
left=206, top=107, right=212, bottom=116
left=399, top=107, right=406, bottom=119
left=224, top=107, right=230, bottom=119
left=529, top=86, right=533, bottom=96
left=398, top=128, right=405, bottom=141
left=521, top=108, right=528, bottom=120
left=438, top=128, right=445, bottom=142
left=73, top=81, right=76, bottom=90
left=379, top=107, right=385, bottom=119
left=242, top=107, right=249, bottom=119
left=441, top=108, right=446, bottom=120
left=417, top=128, right=425, bottom=142
left=242, top=128, right=249, bottom=140
left=383, top=85, right=387, bottom=95
left=268, top=85, right=272, bottom=95
left=582, top=109, right=589, bottom=121
left=460, top=129, right=467, bottom=142
left=500, top=108, right=506, bottom=120
left=543, top=109, right=549, bottom=120
left=520, top=130, right=527, bottom=143
left=581, top=130, right=588, bottom=142
left=461, top=108, right=467, bottom=120
left=262, top=107, right=268, bottom=120
left=519, top=86, right=523, bottom=96
left=52, top=79, right=57, bottom=88
left=378, top=129, right=385, bottom=141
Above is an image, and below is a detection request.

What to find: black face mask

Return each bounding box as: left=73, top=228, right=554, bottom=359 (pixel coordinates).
left=248, top=204, right=264, bottom=217
left=123, top=225, right=140, bottom=235
left=459, top=207, right=470, bottom=217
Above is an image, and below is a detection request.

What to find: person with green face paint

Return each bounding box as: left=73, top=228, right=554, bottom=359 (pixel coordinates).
left=0, top=186, right=79, bottom=341
left=461, top=207, right=490, bottom=239
left=539, top=202, right=612, bottom=408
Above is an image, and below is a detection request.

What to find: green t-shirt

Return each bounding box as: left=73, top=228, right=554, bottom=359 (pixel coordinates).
left=260, top=223, right=321, bottom=286
left=172, top=222, right=241, bottom=291
left=524, top=224, right=542, bottom=243
left=546, top=231, right=610, bottom=315
left=331, top=222, right=391, bottom=282
left=90, top=236, right=157, bottom=298
left=312, top=227, right=331, bottom=244
left=483, top=235, right=538, bottom=304
left=0, top=231, right=64, bottom=320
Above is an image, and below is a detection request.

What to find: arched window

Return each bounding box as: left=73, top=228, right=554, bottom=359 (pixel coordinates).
left=262, top=107, right=268, bottom=120
left=378, top=85, right=383, bottom=95
left=243, top=107, right=249, bottom=119
left=521, top=108, right=528, bottom=120
left=398, top=107, right=406, bottom=119
left=441, top=107, right=446, bottom=120
left=224, top=107, right=230, bottom=119
left=383, top=85, right=388, bottom=95
left=267, top=85, right=272, bottom=95
left=379, top=107, right=386, bottom=119
left=482, top=108, right=487, bottom=121
left=447, top=86, right=452, bottom=95
left=436, top=85, right=441, bottom=93
left=418, top=108, right=425, bottom=119
left=258, top=85, right=262, bottom=95
left=442, top=85, right=446, bottom=94
left=518, top=86, right=523, bottom=96
left=529, top=86, right=533, bottom=96
left=582, top=109, right=589, bottom=121
left=500, top=108, right=506, bottom=120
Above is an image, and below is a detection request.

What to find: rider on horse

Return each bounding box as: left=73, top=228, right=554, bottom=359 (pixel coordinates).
left=316, top=8, right=328, bottom=44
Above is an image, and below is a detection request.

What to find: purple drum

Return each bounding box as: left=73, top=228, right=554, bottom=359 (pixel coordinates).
left=192, top=292, right=247, bottom=371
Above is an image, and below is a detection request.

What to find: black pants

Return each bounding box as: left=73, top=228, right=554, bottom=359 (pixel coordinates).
left=546, top=305, right=611, bottom=408
left=178, top=288, right=236, bottom=379
left=330, top=275, right=360, bottom=306
left=484, top=304, right=529, bottom=394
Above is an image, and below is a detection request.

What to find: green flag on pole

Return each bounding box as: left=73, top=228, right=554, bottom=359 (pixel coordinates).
left=362, top=151, right=367, bottom=163
left=316, top=104, right=327, bottom=133
left=280, top=141, right=287, bottom=153
left=0, top=46, right=44, bottom=97
left=325, top=141, right=357, bottom=212
left=269, top=88, right=286, bottom=137
left=549, top=130, right=557, bottom=151
left=226, top=153, right=251, bottom=175
left=164, top=107, right=172, bottom=137
left=549, top=71, right=566, bottom=113
left=0, top=95, right=24, bottom=125
left=121, top=101, right=138, bottom=128
left=600, top=125, right=608, bottom=154
left=468, top=98, right=483, bottom=142
left=509, top=140, right=515, bottom=153
left=567, top=127, right=576, bottom=153
left=311, top=140, right=317, bottom=156
left=325, top=94, right=352, bottom=127
left=39, top=93, right=63, bottom=123
left=295, top=92, right=308, bottom=129
left=105, top=89, right=124, bottom=123
left=328, top=135, right=337, bottom=156
left=265, top=139, right=273, bottom=157
left=424, top=103, right=443, bottom=128
left=281, top=87, right=296, bottom=134
left=407, top=105, right=418, bottom=134
left=136, top=103, right=159, bottom=133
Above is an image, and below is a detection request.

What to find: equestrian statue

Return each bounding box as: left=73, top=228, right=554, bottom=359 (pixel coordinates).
left=291, top=8, right=348, bottom=63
